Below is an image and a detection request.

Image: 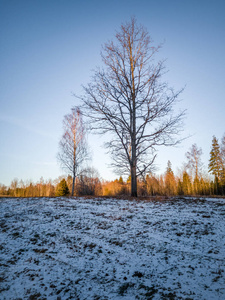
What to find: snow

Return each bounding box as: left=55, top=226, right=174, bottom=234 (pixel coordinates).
left=0, top=197, right=225, bottom=299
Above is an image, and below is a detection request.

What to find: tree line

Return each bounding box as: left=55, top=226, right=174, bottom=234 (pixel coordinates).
left=1, top=133, right=224, bottom=197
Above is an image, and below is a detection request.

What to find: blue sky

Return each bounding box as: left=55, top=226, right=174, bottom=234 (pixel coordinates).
left=0, top=0, right=225, bottom=186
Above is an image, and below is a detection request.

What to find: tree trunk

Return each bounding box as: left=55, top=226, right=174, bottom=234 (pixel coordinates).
left=131, top=110, right=137, bottom=196
left=130, top=106, right=137, bottom=197
left=130, top=38, right=137, bottom=197
left=72, top=175, right=76, bottom=196
left=131, top=163, right=137, bottom=197
left=130, top=96, right=137, bottom=196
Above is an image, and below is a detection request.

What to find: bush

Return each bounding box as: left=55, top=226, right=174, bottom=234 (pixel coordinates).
left=55, top=179, right=70, bottom=197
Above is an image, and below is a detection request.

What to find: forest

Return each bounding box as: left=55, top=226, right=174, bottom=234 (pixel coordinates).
left=1, top=133, right=224, bottom=198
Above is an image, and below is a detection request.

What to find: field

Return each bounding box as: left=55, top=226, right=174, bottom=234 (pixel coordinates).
left=0, top=197, right=225, bottom=299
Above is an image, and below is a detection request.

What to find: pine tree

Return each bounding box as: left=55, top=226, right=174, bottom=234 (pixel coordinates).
left=55, top=179, right=70, bottom=197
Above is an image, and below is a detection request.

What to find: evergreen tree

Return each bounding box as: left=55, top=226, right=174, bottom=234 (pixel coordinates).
left=55, top=179, right=70, bottom=197
left=182, top=171, right=192, bottom=195
left=220, top=134, right=225, bottom=194
left=221, top=134, right=225, bottom=165
left=127, top=175, right=131, bottom=183
left=193, top=176, right=200, bottom=195
left=165, top=161, right=176, bottom=195
left=146, top=174, right=160, bottom=196
left=118, top=176, right=124, bottom=184
left=177, top=179, right=183, bottom=195
left=208, top=136, right=222, bottom=178
left=208, top=136, right=222, bottom=194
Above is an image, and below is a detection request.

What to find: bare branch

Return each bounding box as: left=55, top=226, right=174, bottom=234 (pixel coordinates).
left=78, top=17, right=185, bottom=196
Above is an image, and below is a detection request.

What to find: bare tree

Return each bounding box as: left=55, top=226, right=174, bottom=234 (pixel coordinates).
left=79, top=17, right=185, bottom=196
left=185, top=143, right=203, bottom=180
left=76, top=167, right=102, bottom=196
left=10, top=178, right=18, bottom=197
left=57, top=108, right=89, bottom=196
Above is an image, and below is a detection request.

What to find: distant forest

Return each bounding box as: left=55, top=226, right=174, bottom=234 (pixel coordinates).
left=1, top=134, right=225, bottom=198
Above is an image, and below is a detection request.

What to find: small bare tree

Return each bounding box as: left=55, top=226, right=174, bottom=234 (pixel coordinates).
left=79, top=17, right=185, bottom=196
left=57, top=108, right=89, bottom=196
left=76, top=167, right=102, bottom=196
left=185, top=143, right=203, bottom=180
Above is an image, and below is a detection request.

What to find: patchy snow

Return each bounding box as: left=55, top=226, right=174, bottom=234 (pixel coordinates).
left=0, top=197, right=225, bottom=299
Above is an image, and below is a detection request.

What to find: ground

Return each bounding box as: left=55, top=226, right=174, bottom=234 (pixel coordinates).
left=0, top=196, right=225, bottom=299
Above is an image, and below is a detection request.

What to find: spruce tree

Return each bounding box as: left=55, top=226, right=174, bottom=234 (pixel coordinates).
left=165, top=161, right=176, bottom=195
left=221, top=134, right=225, bottom=165
left=208, top=136, right=222, bottom=178
left=208, top=136, right=222, bottom=194
left=220, top=134, right=225, bottom=194
left=182, top=171, right=192, bottom=195
left=118, top=176, right=124, bottom=184
left=55, top=179, right=70, bottom=197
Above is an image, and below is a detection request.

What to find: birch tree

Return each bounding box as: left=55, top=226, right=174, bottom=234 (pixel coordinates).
left=79, top=17, right=185, bottom=196
left=57, top=108, right=89, bottom=196
left=185, top=143, right=203, bottom=179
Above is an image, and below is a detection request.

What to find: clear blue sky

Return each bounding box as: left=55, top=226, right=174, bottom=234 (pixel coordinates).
left=0, top=0, right=225, bottom=186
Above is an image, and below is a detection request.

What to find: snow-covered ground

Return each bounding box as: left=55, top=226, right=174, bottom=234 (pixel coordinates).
left=0, top=197, right=225, bottom=299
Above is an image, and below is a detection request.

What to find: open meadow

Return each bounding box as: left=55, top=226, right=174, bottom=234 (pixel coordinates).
left=0, top=197, right=225, bottom=299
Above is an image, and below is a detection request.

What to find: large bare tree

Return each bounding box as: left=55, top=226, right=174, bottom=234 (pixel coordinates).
left=57, top=108, right=89, bottom=196
left=79, top=17, right=185, bottom=196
